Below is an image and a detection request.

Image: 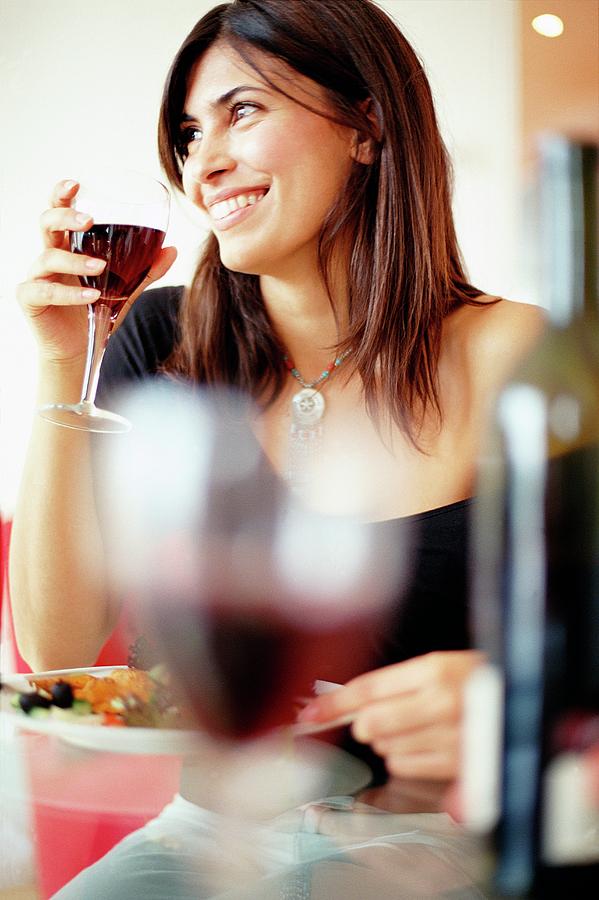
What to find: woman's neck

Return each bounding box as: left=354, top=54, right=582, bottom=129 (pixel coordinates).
left=260, top=266, right=348, bottom=379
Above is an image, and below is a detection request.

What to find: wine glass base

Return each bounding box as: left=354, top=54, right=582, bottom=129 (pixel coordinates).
left=38, top=401, right=131, bottom=434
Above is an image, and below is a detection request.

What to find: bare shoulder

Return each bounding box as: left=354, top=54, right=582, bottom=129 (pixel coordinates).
left=462, top=294, right=546, bottom=339
left=445, top=295, right=547, bottom=390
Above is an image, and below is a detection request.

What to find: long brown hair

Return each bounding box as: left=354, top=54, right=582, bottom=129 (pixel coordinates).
left=158, top=0, right=483, bottom=440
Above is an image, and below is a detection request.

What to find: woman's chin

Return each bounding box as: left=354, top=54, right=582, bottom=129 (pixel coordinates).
left=218, top=251, right=272, bottom=277
left=215, top=240, right=264, bottom=276
left=217, top=242, right=315, bottom=280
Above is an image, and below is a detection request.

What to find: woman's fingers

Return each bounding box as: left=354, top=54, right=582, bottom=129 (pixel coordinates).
left=384, top=749, right=458, bottom=781
left=370, top=723, right=459, bottom=758
left=28, top=247, right=106, bottom=281
left=138, top=244, right=178, bottom=291
left=19, top=246, right=176, bottom=316
left=109, top=245, right=178, bottom=330
left=16, top=279, right=100, bottom=311
left=113, top=245, right=178, bottom=310
left=299, top=651, right=484, bottom=725
left=350, top=680, right=462, bottom=744
left=362, top=709, right=462, bottom=781
left=42, top=180, right=84, bottom=248
left=40, top=206, right=93, bottom=249
left=18, top=245, right=105, bottom=311
left=49, top=179, right=80, bottom=208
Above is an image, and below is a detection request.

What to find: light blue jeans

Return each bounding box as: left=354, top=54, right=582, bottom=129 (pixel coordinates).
left=52, top=793, right=488, bottom=899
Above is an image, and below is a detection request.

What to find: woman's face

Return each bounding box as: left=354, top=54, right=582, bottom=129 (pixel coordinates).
left=181, top=42, right=357, bottom=277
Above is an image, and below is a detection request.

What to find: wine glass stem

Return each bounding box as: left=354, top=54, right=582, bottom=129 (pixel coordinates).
left=80, top=303, right=114, bottom=405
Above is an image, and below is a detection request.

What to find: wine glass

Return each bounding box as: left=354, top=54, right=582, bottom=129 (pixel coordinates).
left=38, top=169, right=170, bottom=433
left=99, top=382, right=409, bottom=742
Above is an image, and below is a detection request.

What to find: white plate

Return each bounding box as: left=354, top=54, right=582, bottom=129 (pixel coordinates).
left=1, top=666, right=204, bottom=756
left=2, top=668, right=354, bottom=752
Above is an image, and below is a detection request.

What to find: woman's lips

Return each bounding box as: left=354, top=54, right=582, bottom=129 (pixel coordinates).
left=207, top=189, right=268, bottom=230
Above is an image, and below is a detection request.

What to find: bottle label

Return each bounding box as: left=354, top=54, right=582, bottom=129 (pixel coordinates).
left=542, top=750, right=599, bottom=864
left=461, top=662, right=504, bottom=832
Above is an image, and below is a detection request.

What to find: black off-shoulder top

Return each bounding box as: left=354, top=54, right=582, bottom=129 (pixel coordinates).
left=97, top=287, right=473, bottom=784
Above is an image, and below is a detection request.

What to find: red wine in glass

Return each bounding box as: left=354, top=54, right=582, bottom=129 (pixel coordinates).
left=148, top=598, right=387, bottom=741
left=71, top=223, right=166, bottom=320
left=37, top=169, right=169, bottom=433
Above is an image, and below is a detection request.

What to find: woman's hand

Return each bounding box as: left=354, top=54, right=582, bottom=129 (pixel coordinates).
left=16, top=179, right=176, bottom=364
left=298, top=650, right=484, bottom=782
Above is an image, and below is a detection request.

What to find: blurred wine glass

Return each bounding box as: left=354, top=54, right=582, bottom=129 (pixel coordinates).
left=99, top=381, right=408, bottom=743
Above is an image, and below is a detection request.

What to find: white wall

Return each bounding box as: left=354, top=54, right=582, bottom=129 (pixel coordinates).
left=0, top=0, right=523, bottom=514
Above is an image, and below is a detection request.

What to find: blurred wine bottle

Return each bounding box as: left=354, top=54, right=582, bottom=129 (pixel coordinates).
left=465, top=136, right=599, bottom=897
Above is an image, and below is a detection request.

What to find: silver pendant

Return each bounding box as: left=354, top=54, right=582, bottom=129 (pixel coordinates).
left=291, top=388, right=325, bottom=426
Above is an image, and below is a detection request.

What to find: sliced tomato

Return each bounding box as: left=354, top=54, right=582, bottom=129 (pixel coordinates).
left=102, top=712, right=126, bottom=727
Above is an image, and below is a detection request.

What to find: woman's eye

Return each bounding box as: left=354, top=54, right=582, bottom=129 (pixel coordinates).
left=177, top=103, right=258, bottom=159
left=179, top=125, right=202, bottom=156
left=231, top=102, right=258, bottom=122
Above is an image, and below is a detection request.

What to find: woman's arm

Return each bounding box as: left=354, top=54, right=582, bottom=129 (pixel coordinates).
left=9, top=363, right=112, bottom=670
left=9, top=180, right=175, bottom=670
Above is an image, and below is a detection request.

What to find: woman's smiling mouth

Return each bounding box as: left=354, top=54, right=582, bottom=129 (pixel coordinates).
left=207, top=189, right=269, bottom=227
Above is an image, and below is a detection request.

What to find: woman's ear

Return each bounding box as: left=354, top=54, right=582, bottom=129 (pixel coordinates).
left=350, top=97, right=379, bottom=165
left=351, top=132, right=376, bottom=165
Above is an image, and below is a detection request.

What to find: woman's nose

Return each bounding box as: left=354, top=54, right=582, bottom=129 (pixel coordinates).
left=186, top=132, right=236, bottom=185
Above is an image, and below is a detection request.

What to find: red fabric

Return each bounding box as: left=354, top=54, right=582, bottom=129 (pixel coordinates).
left=1, top=518, right=135, bottom=673
left=1, top=518, right=31, bottom=673
left=95, top=604, right=137, bottom=668
left=24, top=737, right=182, bottom=898
left=1, top=518, right=180, bottom=898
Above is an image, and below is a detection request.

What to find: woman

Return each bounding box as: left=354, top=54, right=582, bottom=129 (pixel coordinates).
left=11, top=0, right=543, bottom=894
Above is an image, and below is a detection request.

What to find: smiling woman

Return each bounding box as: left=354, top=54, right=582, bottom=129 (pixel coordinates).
left=178, top=44, right=359, bottom=277
left=155, top=2, right=508, bottom=446
left=0, top=0, right=523, bottom=524
left=8, top=1, right=544, bottom=897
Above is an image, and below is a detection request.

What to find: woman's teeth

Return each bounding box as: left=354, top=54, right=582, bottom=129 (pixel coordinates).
left=210, top=191, right=266, bottom=220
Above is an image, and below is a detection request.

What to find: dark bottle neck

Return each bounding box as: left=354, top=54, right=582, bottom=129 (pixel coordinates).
left=540, top=138, right=598, bottom=327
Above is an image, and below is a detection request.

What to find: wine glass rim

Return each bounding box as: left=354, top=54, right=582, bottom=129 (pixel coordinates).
left=73, top=166, right=170, bottom=201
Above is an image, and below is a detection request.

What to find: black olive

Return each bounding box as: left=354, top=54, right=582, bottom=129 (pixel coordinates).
left=51, top=681, right=74, bottom=708
left=19, top=692, right=52, bottom=714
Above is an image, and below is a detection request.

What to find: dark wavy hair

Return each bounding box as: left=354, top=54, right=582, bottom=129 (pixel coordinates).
left=157, top=0, right=484, bottom=441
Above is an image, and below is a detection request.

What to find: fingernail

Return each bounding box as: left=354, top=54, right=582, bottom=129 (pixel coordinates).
left=82, top=288, right=100, bottom=299
left=76, top=213, right=91, bottom=226
left=85, top=258, right=105, bottom=270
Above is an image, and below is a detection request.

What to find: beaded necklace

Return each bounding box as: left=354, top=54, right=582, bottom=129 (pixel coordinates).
left=283, top=348, right=352, bottom=491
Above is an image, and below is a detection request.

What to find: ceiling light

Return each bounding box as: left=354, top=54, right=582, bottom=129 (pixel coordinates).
left=532, top=14, right=565, bottom=37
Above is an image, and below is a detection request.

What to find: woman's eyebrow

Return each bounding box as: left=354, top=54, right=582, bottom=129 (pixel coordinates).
left=181, top=84, right=272, bottom=123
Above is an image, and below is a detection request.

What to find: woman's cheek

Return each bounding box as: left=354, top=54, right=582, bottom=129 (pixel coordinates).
left=235, top=123, right=294, bottom=172
left=182, top=161, right=203, bottom=206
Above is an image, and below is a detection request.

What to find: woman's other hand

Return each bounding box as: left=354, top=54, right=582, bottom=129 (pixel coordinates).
left=298, top=650, right=484, bottom=782
left=16, top=179, right=176, bottom=364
